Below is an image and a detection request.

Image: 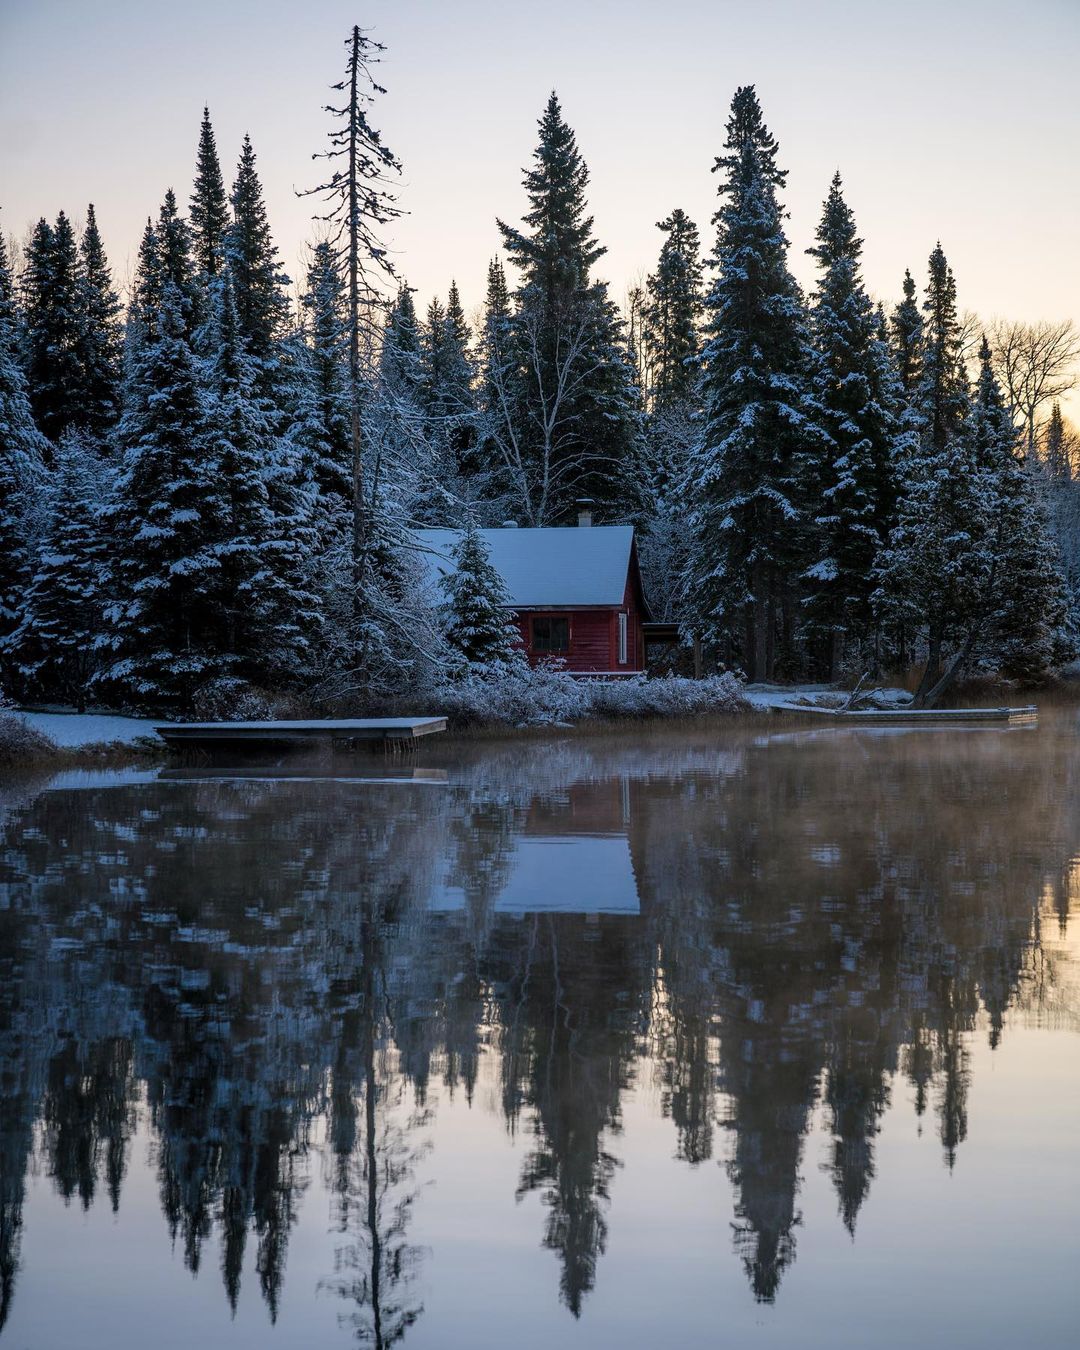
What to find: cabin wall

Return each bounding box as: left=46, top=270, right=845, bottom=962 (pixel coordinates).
left=514, top=596, right=646, bottom=673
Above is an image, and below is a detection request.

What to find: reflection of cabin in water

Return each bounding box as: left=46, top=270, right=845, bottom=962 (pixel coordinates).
left=417, top=505, right=652, bottom=674
left=431, top=777, right=640, bottom=917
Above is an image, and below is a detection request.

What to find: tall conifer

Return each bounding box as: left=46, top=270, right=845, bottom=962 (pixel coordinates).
left=644, top=209, right=703, bottom=412
left=685, top=86, right=826, bottom=679
left=22, top=213, right=83, bottom=442
left=76, top=204, right=122, bottom=437
left=496, top=93, right=642, bottom=522
left=225, top=135, right=291, bottom=374
left=190, top=108, right=229, bottom=278
left=804, top=173, right=906, bottom=671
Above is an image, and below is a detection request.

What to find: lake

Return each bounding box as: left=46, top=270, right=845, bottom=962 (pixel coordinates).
left=1, top=713, right=1078, bottom=1348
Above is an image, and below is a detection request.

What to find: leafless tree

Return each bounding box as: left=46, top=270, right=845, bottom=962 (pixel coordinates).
left=988, top=318, right=1080, bottom=457
left=480, top=300, right=621, bottom=526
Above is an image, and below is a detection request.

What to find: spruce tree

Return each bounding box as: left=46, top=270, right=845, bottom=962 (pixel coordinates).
left=75, top=204, right=122, bottom=437
left=225, top=135, right=291, bottom=376
left=97, top=282, right=221, bottom=709
left=873, top=249, right=984, bottom=704
left=8, top=430, right=112, bottom=706
left=495, top=93, right=643, bottom=523
left=685, top=86, right=826, bottom=679
left=380, top=285, right=423, bottom=402
left=190, top=108, right=229, bottom=278
left=441, top=280, right=479, bottom=475
left=202, top=276, right=317, bottom=683
left=1042, top=401, right=1071, bottom=480
left=0, top=232, right=50, bottom=673
left=803, top=173, right=906, bottom=672
left=22, top=212, right=83, bottom=442
left=920, top=244, right=968, bottom=454
left=644, top=208, right=703, bottom=412
left=155, top=189, right=198, bottom=334
left=889, top=269, right=923, bottom=398
left=293, top=240, right=352, bottom=531
left=441, top=520, right=522, bottom=668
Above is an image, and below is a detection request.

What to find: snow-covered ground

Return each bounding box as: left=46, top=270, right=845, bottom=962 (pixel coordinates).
left=743, top=684, right=913, bottom=712
left=12, top=711, right=162, bottom=747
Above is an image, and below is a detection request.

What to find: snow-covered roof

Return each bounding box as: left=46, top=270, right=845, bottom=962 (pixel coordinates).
left=415, top=525, right=636, bottom=608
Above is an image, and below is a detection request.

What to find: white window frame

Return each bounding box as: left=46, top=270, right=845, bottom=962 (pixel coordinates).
left=618, top=611, right=628, bottom=665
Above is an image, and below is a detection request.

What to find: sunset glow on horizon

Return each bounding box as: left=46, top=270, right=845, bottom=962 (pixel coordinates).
left=2, top=0, right=1077, bottom=386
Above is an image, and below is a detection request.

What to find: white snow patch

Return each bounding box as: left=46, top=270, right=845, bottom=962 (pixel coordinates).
left=12, top=712, right=162, bottom=747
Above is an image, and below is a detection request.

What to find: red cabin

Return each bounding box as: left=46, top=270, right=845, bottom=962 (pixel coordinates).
left=418, top=516, right=651, bottom=674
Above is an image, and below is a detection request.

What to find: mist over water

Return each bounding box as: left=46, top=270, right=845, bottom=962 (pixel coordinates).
left=1, top=715, right=1077, bottom=1347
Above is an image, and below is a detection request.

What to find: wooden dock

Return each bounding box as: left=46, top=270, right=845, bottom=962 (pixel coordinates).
left=154, top=717, right=448, bottom=752
left=778, top=705, right=1037, bottom=725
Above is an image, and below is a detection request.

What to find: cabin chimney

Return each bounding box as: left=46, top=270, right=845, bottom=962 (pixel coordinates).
left=576, top=498, right=594, bottom=528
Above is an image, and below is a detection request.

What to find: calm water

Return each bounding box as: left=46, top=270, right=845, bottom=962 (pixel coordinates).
left=1, top=715, right=1078, bottom=1349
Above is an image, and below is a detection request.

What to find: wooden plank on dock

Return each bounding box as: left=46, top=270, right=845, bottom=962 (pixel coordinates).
left=154, top=717, right=447, bottom=750
left=777, top=705, right=1036, bottom=725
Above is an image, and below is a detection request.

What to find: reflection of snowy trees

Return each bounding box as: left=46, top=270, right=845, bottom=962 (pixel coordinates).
left=0, top=725, right=1077, bottom=1331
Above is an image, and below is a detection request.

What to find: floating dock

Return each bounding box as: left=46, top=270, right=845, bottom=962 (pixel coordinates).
left=154, top=717, right=448, bottom=752
left=777, top=705, right=1037, bottom=725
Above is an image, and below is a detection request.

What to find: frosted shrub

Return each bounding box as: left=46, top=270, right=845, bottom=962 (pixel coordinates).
left=438, top=658, right=589, bottom=727
left=437, top=666, right=745, bottom=727
left=585, top=673, right=747, bottom=720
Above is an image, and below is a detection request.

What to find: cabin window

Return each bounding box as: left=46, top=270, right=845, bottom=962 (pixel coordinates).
left=618, top=612, right=628, bottom=664
left=532, top=616, right=570, bottom=654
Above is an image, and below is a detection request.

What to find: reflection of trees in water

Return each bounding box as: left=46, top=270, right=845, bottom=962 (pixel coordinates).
left=490, top=912, right=646, bottom=1316
left=0, top=722, right=1077, bottom=1331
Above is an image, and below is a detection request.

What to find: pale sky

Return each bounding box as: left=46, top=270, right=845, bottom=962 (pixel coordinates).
left=2, top=0, right=1077, bottom=353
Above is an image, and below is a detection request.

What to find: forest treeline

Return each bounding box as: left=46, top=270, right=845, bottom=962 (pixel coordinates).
left=2, top=27, right=1080, bottom=713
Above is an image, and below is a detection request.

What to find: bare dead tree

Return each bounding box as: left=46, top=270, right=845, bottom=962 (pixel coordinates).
left=480, top=299, right=626, bottom=526
left=300, top=25, right=404, bottom=618
left=988, top=317, right=1080, bottom=458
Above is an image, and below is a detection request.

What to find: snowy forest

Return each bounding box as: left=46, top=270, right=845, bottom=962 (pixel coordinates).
left=2, top=26, right=1079, bottom=717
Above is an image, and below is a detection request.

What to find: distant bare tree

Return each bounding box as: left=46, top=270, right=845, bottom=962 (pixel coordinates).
left=987, top=318, right=1080, bottom=457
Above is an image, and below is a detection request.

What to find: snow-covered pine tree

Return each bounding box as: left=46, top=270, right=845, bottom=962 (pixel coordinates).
left=292, top=240, right=352, bottom=535
left=190, top=108, right=229, bottom=279
left=225, top=135, right=292, bottom=383
left=75, top=204, right=122, bottom=438
left=873, top=248, right=987, bottom=705
left=8, top=430, right=112, bottom=707
left=637, top=209, right=704, bottom=625
left=96, top=281, right=222, bottom=710
left=155, top=189, right=199, bottom=336
left=475, top=256, right=518, bottom=506
left=968, top=337, right=1067, bottom=681
left=440, top=281, right=480, bottom=476
left=440, top=519, right=522, bottom=669
left=644, top=208, right=703, bottom=413
left=0, top=231, right=50, bottom=679
left=920, top=244, right=968, bottom=454
left=380, top=284, right=423, bottom=402
left=416, top=285, right=480, bottom=519
left=201, top=276, right=318, bottom=685
left=684, top=86, right=827, bottom=679
left=22, top=212, right=83, bottom=443
left=496, top=92, right=643, bottom=523
left=803, top=173, right=907, bottom=673
left=889, top=269, right=923, bottom=399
